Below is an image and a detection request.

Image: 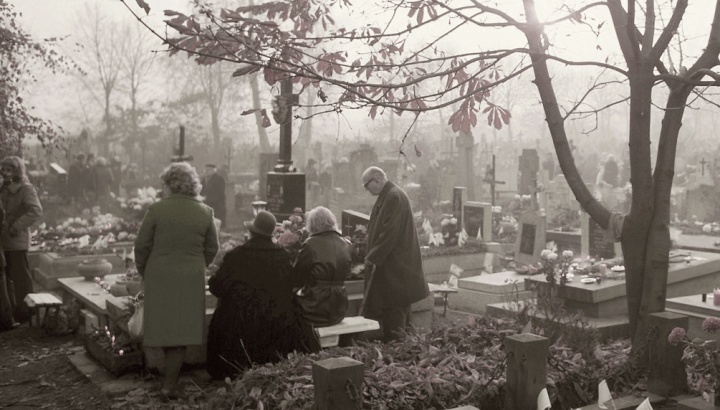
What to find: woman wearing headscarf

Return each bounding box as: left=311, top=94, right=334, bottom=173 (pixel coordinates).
left=134, top=162, right=218, bottom=398
left=0, top=156, right=42, bottom=324
left=206, top=210, right=312, bottom=380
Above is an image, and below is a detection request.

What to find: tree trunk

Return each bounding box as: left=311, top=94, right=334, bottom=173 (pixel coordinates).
left=633, top=85, right=691, bottom=345
left=622, top=65, right=656, bottom=346
left=521, top=0, right=610, bottom=229
left=250, top=72, right=271, bottom=152
left=211, top=106, right=220, bottom=151
left=104, top=89, right=112, bottom=156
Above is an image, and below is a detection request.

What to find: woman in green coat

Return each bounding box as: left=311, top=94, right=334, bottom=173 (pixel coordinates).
left=134, top=162, right=219, bottom=398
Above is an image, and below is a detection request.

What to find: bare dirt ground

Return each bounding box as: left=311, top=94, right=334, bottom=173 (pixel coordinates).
left=0, top=324, right=228, bottom=410
left=0, top=325, right=112, bottom=409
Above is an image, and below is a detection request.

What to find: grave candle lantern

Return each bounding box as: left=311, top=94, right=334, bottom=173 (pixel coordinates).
left=714, top=288, right=720, bottom=306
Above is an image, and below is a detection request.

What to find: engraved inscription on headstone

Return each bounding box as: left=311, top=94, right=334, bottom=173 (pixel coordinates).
left=514, top=211, right=547, bottom=266
left=588, top=219, right=615, bottom=259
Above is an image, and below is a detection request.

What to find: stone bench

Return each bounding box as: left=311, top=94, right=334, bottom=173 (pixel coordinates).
left=315, top=316, right=380, bottom=348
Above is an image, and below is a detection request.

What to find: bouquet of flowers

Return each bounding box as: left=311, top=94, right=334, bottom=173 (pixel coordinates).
left=275, top=208, right=308, bottom=261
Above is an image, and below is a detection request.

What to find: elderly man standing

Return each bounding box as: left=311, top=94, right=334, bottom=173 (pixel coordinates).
left=361, top=166, right=429, bottom=342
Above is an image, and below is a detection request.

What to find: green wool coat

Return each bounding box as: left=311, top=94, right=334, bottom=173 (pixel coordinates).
left=134, top=194, right=219, bottom=347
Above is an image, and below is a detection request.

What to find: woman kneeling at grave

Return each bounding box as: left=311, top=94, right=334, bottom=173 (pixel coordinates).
left=134, top=162, right=219, bottom=398
left=291, top=206, right=350, bottom=337
left=206, top=211, right=313, bottom=380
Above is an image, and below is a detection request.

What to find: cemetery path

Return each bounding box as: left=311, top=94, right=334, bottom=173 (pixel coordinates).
left=0, top=325, right=112, bottom=409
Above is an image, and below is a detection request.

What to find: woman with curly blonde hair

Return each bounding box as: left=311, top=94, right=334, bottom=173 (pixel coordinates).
left=134, top=162, right=218, bottom=398
left=0, top=156, right=42, bottom=325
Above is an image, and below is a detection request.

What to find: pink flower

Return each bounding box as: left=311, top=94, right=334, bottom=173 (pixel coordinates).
left=668, top=327, right=686, bottom=346
left=277, top=231, right=300, bottom=247
left=701, top=317, right=720, bottom=333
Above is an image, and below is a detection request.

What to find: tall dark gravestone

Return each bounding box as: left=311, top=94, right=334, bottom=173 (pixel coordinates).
left=258, top=153, right=278, bottom=200
left=581, top=213, right=616, bottom=259
left=265, top=78, right=305, bottom=221
left=513, top=212, right=546, bottom=266
left=453, top=187, right=467, bottom=228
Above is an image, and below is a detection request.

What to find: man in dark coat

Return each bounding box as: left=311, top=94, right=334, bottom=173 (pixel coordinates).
left=206, top=211, right=312, bottom=380
left=67, top=154, right=85, bottom=205
left=361, top=166, right=429, bottom=342
left=201, top=164, right=226, bottom=228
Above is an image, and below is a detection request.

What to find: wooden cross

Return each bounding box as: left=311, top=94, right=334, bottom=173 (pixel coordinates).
left=171, top=125, right=194, bottom=163
left=700, top=158, right=708, bottom=176
left=273, top=78, right=300, bottom=172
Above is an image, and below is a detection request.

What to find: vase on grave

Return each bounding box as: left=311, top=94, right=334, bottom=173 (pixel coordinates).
left=714, top=288, right=720, bottom=306
left=78, top=258, right=113, bottom=281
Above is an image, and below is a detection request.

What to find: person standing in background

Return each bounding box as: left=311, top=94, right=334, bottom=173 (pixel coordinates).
left=94, top=157, right=115, bottom=211
left=201, top=164, right=226, bottom=228
left=84, top=153, right=97, bottom=204
left=360, top=166, right=429, bottom=342
left=67, top=153, right=86, bottom=206
left=0, top=156, right=42, bottom=325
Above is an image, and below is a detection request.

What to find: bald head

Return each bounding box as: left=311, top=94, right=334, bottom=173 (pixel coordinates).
left=362, top=166, right=388, bottom=196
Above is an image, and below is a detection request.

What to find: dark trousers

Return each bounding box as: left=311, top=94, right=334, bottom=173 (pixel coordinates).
left=0, top=268, right=13, bottom=330
left=377, top=306, right=411, bottom=342
left=5, top=251, right=32, bottom=323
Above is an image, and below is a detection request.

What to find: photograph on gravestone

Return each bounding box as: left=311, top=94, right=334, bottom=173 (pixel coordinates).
left=519, top=223, right=537, bottom=256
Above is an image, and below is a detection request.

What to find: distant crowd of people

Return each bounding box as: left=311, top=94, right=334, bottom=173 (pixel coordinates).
left=67, top=153, right=120, bottom=209
left=131, top=162, right=427, bottom=397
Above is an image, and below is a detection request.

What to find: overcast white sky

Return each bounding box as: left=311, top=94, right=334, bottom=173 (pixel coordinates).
left=11, top=0, right=720, bottom=150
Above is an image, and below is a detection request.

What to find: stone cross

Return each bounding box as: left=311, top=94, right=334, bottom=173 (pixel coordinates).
left=272, top=78, right=300, bottom=172
left=518, top=149, right=539, bottom=195
left=171, top=125, right=194, bottom=163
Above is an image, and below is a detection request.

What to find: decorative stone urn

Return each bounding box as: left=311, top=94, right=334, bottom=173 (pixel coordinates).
left=78, top=259, right=113, bottom=281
